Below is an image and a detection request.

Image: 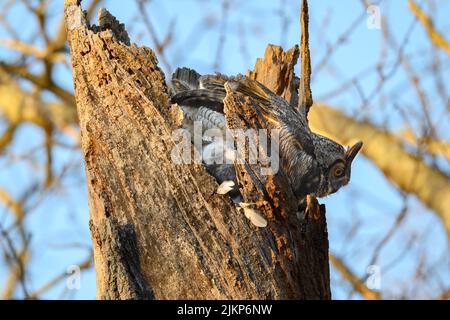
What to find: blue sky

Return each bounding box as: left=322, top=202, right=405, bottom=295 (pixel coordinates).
left=0, top=0, right=449, bottom=299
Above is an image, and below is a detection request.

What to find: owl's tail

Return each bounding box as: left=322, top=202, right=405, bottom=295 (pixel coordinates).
left=170, top=68, right=226, bottom=112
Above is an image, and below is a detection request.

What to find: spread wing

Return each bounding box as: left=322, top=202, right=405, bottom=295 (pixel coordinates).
left=170, top=68, right=315, bottom=157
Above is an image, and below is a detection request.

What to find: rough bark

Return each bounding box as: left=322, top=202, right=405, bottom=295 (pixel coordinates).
left=64, top=0, right=330, bottom=299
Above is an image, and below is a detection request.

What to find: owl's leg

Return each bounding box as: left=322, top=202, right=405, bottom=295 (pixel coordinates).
left=305, top=195, right=321, bottom=220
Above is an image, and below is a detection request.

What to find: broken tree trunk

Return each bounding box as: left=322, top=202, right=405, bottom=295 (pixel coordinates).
left=64, top=0, right=331, bottom=299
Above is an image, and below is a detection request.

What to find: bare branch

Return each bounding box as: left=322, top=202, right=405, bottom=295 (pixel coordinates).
left=298, top=0, right=313, bottom=117
left=28, top=253, right=92, bottom=299
left=409, top=0, right=450, bottom=54
left=330, top=254, right=381, bottom=300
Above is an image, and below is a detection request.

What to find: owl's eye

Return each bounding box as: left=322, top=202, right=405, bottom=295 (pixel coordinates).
left=333, top=164, right=345, bottom=177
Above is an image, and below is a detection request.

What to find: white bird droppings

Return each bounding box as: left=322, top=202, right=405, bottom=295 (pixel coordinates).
left=216, top=180, right=235, bottom=195
left=242, top=207, right=268, bottom=228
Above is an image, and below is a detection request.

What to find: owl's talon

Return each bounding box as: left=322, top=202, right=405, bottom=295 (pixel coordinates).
left=306, top=195, right=321, bottom=220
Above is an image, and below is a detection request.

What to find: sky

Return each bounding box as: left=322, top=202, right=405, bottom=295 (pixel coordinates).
left=0, top=0, right=449, bottom=299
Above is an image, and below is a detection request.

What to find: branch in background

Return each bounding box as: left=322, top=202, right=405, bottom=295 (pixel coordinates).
left=0, top=0, right=96, bottom=300
left=436, top=288, right=450, bottom=300
left=0, top=188, right=25, bottom=222
left=213, top=0, right=230, bottom=71
left=0, top=123, right=17, bottom=154
left=28, top=253, right=92, bottom=299
left=0, top=62, right=75, bottom=106
left=43, top=126, right=53, bottom=188
left=1, top=246, right=29, bottom=299
left=382, top=17, right=437, bottom=139
left=0, top=39, right=48, bottom=60
left=408, top=0, right=450, bottom=55
left=330, top=254, right=381, bottom=300
left=135, top=0, right=174, bottom=74
left=313, top=1, right=380, bottom=78
left=399, top=128, right=450, bottom=162
left=0, top=194, right=29, bottom=299
left=367, top=204, right=408, bottom=267
left=309, top=105, right=450, bottom=238
left=0, top=70, right=78, bottom=132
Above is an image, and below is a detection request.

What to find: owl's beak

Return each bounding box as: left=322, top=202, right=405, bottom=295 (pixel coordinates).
left=345, top=141, right=363, bottom=164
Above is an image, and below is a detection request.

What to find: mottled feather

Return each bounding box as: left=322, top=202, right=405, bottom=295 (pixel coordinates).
left=170, top=68, right=362, bottom=199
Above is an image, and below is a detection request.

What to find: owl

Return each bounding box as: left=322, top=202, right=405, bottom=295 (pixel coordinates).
left=170, top=67, right=362, bottom=201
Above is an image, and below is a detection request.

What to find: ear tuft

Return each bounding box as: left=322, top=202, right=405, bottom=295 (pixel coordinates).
left=345, top=141, right=363, bottom=163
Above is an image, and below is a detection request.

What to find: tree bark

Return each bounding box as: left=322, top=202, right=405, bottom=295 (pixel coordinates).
left=64, top=0, right=331, bottom=299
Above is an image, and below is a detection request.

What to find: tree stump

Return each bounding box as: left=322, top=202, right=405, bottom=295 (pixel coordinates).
left=64, top=0, right=331, bottom=299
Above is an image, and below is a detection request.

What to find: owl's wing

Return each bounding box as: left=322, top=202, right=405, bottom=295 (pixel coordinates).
left=172, top=71, right=285, bottom=120
left=171, top=70, right=316, bottom=157
left=171, top=70, right=227, bottom=112
left=171, top=69, right=234, bottom=185
left=171, top=89, right=225, bottom=112
left=225, top=78, right=316, bottom=157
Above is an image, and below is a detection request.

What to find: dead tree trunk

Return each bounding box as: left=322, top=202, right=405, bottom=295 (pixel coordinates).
left=64, top=0, right=331, bottom=299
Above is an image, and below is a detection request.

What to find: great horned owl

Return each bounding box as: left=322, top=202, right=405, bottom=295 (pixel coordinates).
left=170, top=67, right=362, bottom=200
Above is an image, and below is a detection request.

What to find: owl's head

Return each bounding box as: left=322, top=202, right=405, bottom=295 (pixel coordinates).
left=312, top=134, right=363, bottom=198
